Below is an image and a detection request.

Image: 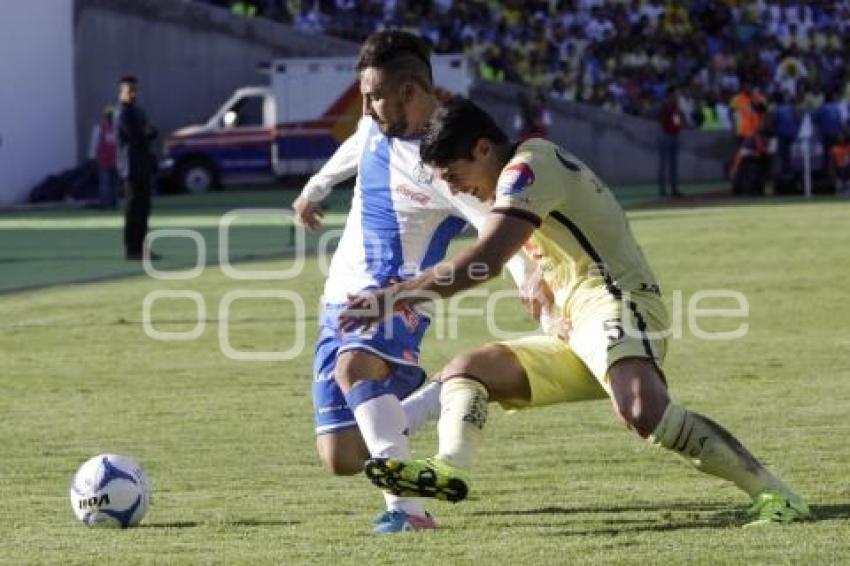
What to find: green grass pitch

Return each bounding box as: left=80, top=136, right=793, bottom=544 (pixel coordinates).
left=1, top=189, right=849, bottom=564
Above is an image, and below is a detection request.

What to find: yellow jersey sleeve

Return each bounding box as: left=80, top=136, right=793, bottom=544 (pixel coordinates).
left=489, top=139, right=661, bottom=312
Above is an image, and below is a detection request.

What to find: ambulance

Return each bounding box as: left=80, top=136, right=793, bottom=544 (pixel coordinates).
left=161, top=55, right=469, bottom=192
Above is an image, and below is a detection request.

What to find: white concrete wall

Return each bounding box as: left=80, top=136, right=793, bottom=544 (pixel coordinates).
left=475, top=81, right=731, bottom=185
left=0, top=0, right=76, bottom=205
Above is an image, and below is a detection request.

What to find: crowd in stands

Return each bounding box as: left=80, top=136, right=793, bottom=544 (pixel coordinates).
left=201, top=1, right=850, bottom=126
left=198, top=0, right=850, bottom=193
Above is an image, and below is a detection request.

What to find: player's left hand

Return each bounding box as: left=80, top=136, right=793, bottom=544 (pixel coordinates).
left=540, top=307, right=573, bottom=341
left=338, top=287, right=395, bottom=331
left=293, top=195, right=324, bottom=232
left=520, top=266, right=555, bottom=322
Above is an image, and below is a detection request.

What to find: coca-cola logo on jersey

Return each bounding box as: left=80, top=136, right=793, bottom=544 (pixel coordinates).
left=396, top=184, right=431, bottom=205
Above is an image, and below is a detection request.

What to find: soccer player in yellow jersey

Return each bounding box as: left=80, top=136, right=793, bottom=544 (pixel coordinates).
left=340, top=97, right=811, bottom=526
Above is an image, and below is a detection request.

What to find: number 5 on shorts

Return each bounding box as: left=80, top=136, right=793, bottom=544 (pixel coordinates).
left=604, top=319, right=625, bottom=344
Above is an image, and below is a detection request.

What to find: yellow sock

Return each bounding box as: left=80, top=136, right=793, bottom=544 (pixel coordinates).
left=649, top=403, right=788, bottom=498
left=437, top=377, right=489, bottom=470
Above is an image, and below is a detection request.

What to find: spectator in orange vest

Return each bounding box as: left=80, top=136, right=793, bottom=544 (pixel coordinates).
left=729, top=82, right=766, bottom=141
left=88, top=106, right=119, bottom=209
left=730, top=103, right=770, bottom=196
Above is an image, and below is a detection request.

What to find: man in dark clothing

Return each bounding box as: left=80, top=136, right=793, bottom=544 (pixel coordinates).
left=658, top=88, right=684, bottom=197
left=772, top=92, right=800, bottom=176
left=813, top=92, right=845, bottom=175
left=115, top=76, right=159, bottom=260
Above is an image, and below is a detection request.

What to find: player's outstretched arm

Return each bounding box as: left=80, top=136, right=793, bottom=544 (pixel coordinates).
left=443, top=190, right=551, bottom=325
left=408, top=210, right=536, bottom=299
left=339, top=211, right=536, bottom=329
left=443, top=188, right=539, bottom=305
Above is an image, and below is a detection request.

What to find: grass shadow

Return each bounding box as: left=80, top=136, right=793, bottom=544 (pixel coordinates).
left=141, top=521, right=200, bottom=529
left=225, top=519, right=301, bottom=527
left=543, top=516, right=740, bottom=538
left=142, top=519, right=300, bottom=529
left=472, top=502, right=750, bottom=535
left=474, top=501, right=850, bottom=535
left=810, top=504, right=850, bottom=521
left=470, top=502, right=730, bottom=516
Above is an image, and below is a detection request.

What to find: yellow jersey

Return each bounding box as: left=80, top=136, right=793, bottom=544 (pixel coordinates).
left=492, top=138, right=660, bottom=316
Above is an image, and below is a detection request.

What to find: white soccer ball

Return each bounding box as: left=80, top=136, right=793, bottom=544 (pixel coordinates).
left=69, top=454, right=151, bottom=528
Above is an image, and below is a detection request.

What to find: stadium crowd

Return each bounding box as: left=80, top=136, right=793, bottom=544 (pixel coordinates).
left=197, top=0, right=850, bottom=194
left=200, top=1, right=850, bottom=124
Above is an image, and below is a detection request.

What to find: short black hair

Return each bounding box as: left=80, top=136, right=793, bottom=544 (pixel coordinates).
left=420, top=97, right=508, bottom=167
left=119, top=75, right=137, bottom=85
left=356, top=30, right=433, bottom=89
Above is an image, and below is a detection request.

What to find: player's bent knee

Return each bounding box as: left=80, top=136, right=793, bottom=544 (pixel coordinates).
left=439, top=348, right=485, bottom=379
left=612, top=403, right=665, bottom=438
left=334, top=349, right=391, bottom=391
left=442, top=343, right=512, bottom=374
left=439, top=343, right=529, bottom=403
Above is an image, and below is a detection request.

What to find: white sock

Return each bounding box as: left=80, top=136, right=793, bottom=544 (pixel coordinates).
left=351, top=392, right=425, bottom=516
left=401, top=380, right=442, bottom=436
left=437, top=378, right=489, bottom=470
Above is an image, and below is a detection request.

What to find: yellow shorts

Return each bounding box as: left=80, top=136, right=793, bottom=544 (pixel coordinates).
left=498, top=291, right=668, bottom=410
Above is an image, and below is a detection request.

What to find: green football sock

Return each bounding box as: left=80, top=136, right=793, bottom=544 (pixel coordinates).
left=649, top=402, right=789, bottom=499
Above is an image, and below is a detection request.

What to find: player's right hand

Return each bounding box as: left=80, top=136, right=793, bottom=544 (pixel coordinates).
left=338, top=287, right=394, bottom=331
left=293, top=195, right=324, bottom=232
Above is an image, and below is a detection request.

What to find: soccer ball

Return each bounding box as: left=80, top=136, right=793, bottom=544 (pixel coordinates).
left=69, top=454, right=151, bottom=528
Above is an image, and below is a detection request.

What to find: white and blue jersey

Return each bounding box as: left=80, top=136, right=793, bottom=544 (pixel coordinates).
left=314, top=118, right=470, bottom=304
left=301, top=117, right=531, bottom=434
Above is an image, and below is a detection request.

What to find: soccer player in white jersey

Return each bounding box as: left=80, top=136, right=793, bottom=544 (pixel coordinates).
left=343, top=98, right=811, bottom=527
left=292, top=32, right=540, bottom=533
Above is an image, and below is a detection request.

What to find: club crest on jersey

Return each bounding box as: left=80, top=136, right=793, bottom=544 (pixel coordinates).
left=498, top=163, right=535, bottom=196
left=414, top=161, right=434, bottom=184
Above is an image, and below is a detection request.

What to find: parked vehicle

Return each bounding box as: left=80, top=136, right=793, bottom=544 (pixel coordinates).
left=161, top=55, right=469, bottom=192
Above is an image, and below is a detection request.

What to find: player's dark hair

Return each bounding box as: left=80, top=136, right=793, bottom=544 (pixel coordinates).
left=357, top=30, right=433, bottom=91
left=119, top=75, right=137, bottom=85
left=420, top=97, right=508, bottom=167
